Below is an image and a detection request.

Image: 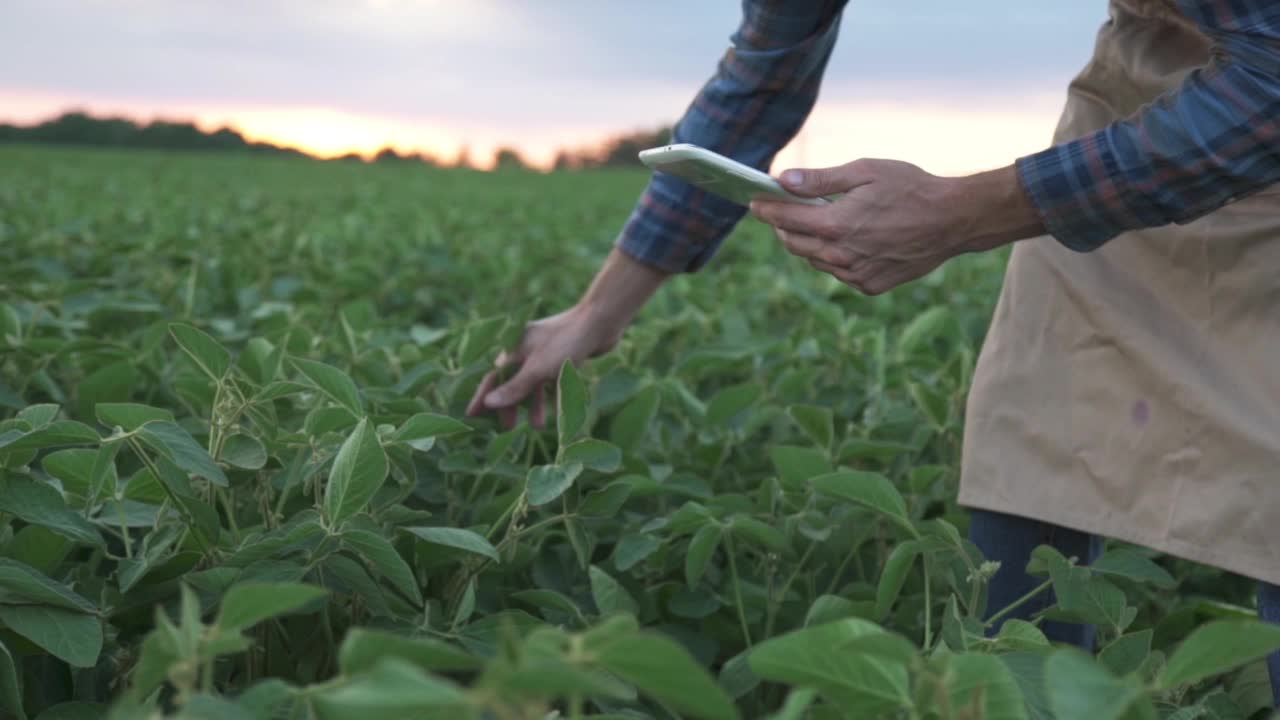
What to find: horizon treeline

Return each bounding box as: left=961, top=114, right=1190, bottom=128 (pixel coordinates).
left=0, top=110, right=673, bottom=171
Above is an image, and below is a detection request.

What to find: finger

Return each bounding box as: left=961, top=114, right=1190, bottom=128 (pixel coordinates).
left=530, top=383, right=547, bottom=429
left=485, top=362, right=546, bottom=409
left=808, top=257, right=861, bottom=285
left=777, top=160, right=876, bottom=197
left=495, top=348, right=522, bottom=369
left=776, top=228, right=827, bottom=260
left=498, top=403, right=518, bottom=430
left=466, top=371, right=499, bottom=417
left=751, top=200, right=839, bottom=240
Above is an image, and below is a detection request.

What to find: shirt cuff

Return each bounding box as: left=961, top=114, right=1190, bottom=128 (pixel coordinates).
left=614, top=178, right=746, bottom=274
left=1015, top=132, right=1150, bottom=253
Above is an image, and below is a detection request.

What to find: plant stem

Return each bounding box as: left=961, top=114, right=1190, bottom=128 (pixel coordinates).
left=984, top=578, right=1053, bottom=629
left=765, top=540, right=816, bottom=640
left=128, top=439, right=214, bottom=556
left=217, top=487, right=241, bottom=543
left=724, top=532, right=752, bottom=647
left=115, top=498, right=133, bottom=559
left=485, top=491, right=524, bottom=542
left=922, top=555, right=933, bottom=650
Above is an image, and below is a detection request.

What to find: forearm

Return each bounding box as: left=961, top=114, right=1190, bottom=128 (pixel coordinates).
left=578, top=247, right=670, bottom=331
left=948, top=164, right=1047, bottom=254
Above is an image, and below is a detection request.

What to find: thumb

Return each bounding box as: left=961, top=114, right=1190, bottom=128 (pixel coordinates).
left=483, top=364, right=544, bottom=409
left=778, top=161, right=872, bottom=197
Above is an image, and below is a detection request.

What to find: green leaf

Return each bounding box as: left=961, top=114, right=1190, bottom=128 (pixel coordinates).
left=341, top=529, right=422, bottom=606
left=403, top=527, right=498, bottom=562
left=595, top=632, right=740, bottom=720
left=1046, top=649, right=1142, bottom=720
left=589, top=565, right=637, bottom=616
left=0, top=558, right=96, bottom=612
left=612, top=534, right=660, bottom=572
left=1157, top=620, right=1280, bottom=690
left=685, top=524, right=721, bottom=587
left=290, top=357, right=363, bottom=416
left=837, top=630, right=920, bottom=667
left=324, top=418, right=388, bottom=526
left=561, top=439, right=621, bottom=473
left=525, top=462, right=583, bottom=506
left=95, top=403, right=174, bottom=431
left=457, top=315, right=507, bottom=367
left=705, top=382, right=761, bottom=426
left=0, top=605, right=101, bottom=668
left=944, top=653, right=1028, bottom=720
left=216, top=581, right=327, bottom=633
left=2, top=526, right=71, bottom=577
left=40, top=449, right=96, bottom=498
left=1090, top=550, right=1176, bottom=590
left=87, top=440, right=121, bottom=504
left=787, top=404, right=833, bottom=449
left=311, top=657, right=468, bottom=720
left=876, top=539, right=923, bottom=620
left=1100, top=630, right=1152, bottom=677
left=17, top=404, right=59, bottom=427
left=392, top=413, right=470, bottom=450
left=221, top=434, right=267, bottom=470
left=2, top=421, right=99, bottom=453
left=749, top=618, right=910, bottom=714
left=76, top=362, right=138, bottom=420
left=804, top=595, right=862, bottom=627
left=579, top=482, right=632, bottom=517
left=730, top=516, right=787, bottom=553
left=0, top=479, right=105, bottom=549
left=769, top=446, right=832, bottom=490
left=337, top=628, right=481, bottom=675
left=136, top=421, right=228, bottom=486
left=897, top=306, right=951, bottom=359
left=169, top=323, right=232, bottom=380
left=35, top=702, right=106, bottom=720
left=511, top=589, right=585, bottom=621
left=908, top=380, right=950, bottom=429
left=0, top=639, right=25, bottom=720
left=999, top=654, right=1055, bottom=720
left=451, top=578, right=476, bottom=627
left=810, top=471, right=915, bottom=536
left=1048, top=559, right=1133, bottom=633
left=557, top=360, right=588, bottom=447
left=996, top=620, right=1050, bottom=651
left=764, top=688, right=818, bottom=720
left=609, top=385, right=659, bottom=453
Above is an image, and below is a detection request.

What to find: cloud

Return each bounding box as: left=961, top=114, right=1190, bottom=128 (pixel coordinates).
left=0, top=1, right=1104, bottom=166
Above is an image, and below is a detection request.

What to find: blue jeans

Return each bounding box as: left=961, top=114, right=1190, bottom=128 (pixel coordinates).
left=968, top=508, right=1280, bottom=706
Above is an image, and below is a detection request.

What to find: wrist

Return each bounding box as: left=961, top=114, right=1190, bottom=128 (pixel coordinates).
left=948, top=164, right=1046, bottom=254
left=577, top=247, right=669, bottom=333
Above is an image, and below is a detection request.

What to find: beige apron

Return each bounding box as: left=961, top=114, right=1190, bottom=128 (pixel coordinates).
left=959, top=0, right=1280, bottom=586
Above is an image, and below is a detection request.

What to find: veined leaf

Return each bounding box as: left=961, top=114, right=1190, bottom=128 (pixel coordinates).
left=324, top=418, right=388, bottom=527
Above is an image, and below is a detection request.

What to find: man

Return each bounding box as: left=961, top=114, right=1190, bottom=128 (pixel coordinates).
left=468, top=0, right=1280, bottom=703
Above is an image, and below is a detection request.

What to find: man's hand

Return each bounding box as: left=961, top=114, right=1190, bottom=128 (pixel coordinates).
left=749, top=159, right=1045, bottom=295
left=466, top=248, right=669, bottom=430
left=465, top=306, right=621, bottom=430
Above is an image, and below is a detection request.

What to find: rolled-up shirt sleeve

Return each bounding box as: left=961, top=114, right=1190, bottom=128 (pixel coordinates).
left=616, top=1, right=848, bottom=274
left=1017, top=8, right=1280, bottom=252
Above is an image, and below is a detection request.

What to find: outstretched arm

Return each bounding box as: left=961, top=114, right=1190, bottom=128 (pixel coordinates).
left=470, top=1, right=849, bottom=426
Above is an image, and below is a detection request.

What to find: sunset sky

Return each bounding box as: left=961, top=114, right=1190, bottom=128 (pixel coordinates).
left=2, top=1, right=1108, bottom=173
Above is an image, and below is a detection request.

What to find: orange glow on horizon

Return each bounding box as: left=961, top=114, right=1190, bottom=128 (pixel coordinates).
left=1, top=91, right=1066, bottom=176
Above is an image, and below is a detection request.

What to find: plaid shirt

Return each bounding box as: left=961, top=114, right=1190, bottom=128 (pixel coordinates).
left=617, top=0, right=1280, bottom=272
